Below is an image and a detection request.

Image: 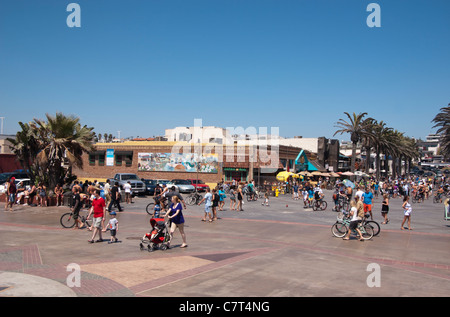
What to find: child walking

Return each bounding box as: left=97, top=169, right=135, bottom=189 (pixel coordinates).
left=261, top=192, right=269, bottom=206
left=107, top=211, right=119, bottom=243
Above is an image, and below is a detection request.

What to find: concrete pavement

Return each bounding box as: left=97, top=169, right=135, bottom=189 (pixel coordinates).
left=1, top=190, right=449, bottom=297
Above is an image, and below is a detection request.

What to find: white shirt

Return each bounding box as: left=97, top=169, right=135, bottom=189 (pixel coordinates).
left=108, top=218, right=118, bottom=230
left=124, top=183, right=131, bottom=193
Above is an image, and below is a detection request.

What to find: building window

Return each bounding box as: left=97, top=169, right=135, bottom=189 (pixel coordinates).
left=89, top=151, right=106, bottom=166
left=115, top=151, right=133, bottom=167
left=89, top=154, right=96, bottom=166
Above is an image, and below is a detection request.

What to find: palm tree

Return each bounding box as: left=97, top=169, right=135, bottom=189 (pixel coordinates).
left=432, top=103, right=450, bottom=159
left=360, top=118, right=377, bottom=174
left=334, top=112, right=369, bottom=175
left=7, top=122, right=41, bottom=184
left=371, top=120, right=393, bottom=180
left=30, top=113, right=95, bottom=189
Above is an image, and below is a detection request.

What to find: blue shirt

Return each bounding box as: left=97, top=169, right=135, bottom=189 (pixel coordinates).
left=169, top=203, right=184, bottom=224
left=363, top=192, right=373, bottom=205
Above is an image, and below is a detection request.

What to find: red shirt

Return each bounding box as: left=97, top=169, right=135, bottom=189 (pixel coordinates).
left=92, top=197, right=105, bottom=218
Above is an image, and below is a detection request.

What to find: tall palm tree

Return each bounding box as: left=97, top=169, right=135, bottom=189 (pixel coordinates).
left=360, top=118, right=377, bottom=174
left=371, top=120, right=393, bottom=180
left=432, top=103, right=450, bottom=159
left=334, top=112, right=369, bottom=174
left=31, top=113, right=95, bottom=189
left=7, top=122, right=41, bottom=184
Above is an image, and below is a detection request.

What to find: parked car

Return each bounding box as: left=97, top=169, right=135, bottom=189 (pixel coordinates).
left=107, top=173, right=146, bottom=196
left=0, top=178, right=31, bottom=194
left=156, top=179, right=177, bottom=190
left=0, top=172, right=30, bottom=185
left=186, top=179, right=210, bottom=192
left=171, top=179, right=195, bottom=194
left=142, top=179, right=157, bottom=196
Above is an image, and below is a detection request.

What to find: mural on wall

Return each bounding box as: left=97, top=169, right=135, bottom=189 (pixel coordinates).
left=138, top=153, right=219, bottom=173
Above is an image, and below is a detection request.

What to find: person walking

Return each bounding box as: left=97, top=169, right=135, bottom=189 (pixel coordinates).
left=343, top=195, right=365, bottom=241
left=381, top=193, right=389, bottom=224
left=166, top=196, right=187, bottom=248
left=218, top=187, right=226, bottom=211
left=87, top=189, right=106, bottom=243
left=124, top=181, right=132, bottom=204
left=5, top=177, right=16, bottom=211
left=108, top=182, right=123, bottom=212
left=362, top=187, right=374, bottom=220
left=401, top=195, right=413, bottom=230
left=104, top=179, right=111, bottom=209
left=199, top=188, right=213, bottom=222
left=229, top=185, right=236, bottom=211
left=106, top=211, right=119, bottom=244
left=71, top=187, right=85, bottom=229
left=237, top=185, right=244, bottom=211
left=211, top=188, right=219, bottom=221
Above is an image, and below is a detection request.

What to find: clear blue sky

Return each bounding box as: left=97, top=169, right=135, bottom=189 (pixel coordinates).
left=1, top=0, right=449, bottom=141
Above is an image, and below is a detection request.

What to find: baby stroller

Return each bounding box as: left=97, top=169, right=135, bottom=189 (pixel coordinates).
left=140, top=217, right=171, bottom=252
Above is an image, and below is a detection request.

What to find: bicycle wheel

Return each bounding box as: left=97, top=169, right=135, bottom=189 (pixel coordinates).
left=360, top=224, right=374, bottom=240
left=146, top=202, right=154, bottom=215
left=312, top=202, right=318, bottom=211
left=186, top=195, right=196, bottom=206
left=60, top=212, right=76, bottom=228
left=331, top=222, right=348, bottom=238
left=365, top=220, right=380, bottom=236
left=320, top=201, right=328, bottom=211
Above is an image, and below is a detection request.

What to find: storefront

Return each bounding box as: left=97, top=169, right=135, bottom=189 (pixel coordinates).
left=223, top=168, right=248, bottom=183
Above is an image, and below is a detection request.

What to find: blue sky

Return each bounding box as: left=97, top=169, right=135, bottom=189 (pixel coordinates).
left=0, top=0, right=449, bottom=141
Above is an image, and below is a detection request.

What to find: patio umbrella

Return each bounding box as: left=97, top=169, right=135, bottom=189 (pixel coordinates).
left=342, top=179, right=355, bottom=188
left=354, top=171, right=370, bottom=177
left=276, top=171, right=297, bottom=181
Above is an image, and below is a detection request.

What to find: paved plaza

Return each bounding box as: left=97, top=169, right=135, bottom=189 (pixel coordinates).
left=0, top=190, right=449, bottom=297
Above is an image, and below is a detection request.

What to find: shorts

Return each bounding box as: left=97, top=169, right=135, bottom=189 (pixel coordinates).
left=363, top=204, right=372, bottom=213
left=404, top=209, right=412, bottom=216
left=73, top=208, right=81, bottom=220
left=109, top=229, right=116, bottom=237
left=349, top=220, right=361, bottom=230
left=93, top=217, right=102, bottom=229
left=204, top=205, right=211, bottom=214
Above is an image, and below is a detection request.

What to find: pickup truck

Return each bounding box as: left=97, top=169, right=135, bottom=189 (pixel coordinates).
left=107, top=173, right=146, bottom=196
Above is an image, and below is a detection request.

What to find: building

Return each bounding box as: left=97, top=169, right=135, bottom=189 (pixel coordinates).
left=72, top=140, right=319, bottom=186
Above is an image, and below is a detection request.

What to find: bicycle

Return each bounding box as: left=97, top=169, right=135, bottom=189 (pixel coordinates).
left=186, top=192, right=203, bottom=206
left=60, top=209, right=91, bottom=229
left=312, top=199, right=327, bottom=211
left=331, top=213, right=374, bottom=240
left=335, top=196, right=349, bottom=213
left=146, top=196, right=169, bottom=215
left=362, top=214, right=380, bottom=236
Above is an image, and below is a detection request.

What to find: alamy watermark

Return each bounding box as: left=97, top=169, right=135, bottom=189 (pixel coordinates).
left=168, top=118, right=280, bottom=170
left=66, top=3, right=381, bottom=29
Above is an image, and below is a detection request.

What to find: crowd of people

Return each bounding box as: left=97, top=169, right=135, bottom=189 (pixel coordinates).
left=3, top=173, right=447, bottom=247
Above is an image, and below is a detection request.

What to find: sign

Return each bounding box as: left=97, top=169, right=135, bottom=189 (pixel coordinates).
left=106, top=149, right=114, bottom=166
left=137, top=153, right=219, bottom=173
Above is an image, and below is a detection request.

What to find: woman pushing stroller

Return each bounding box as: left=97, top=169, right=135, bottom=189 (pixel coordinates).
left=166, top=196, right=188, bottom=248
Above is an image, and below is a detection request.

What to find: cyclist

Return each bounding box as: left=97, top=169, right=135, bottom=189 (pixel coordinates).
left=314, top=184, right=324, bottom=202
left=343, top=196, right=365, bottom=241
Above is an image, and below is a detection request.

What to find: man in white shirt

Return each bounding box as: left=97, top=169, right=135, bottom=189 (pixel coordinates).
left=124, top=181, right=132, bottom=204
left=355, top=186, right=365, bottom=201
